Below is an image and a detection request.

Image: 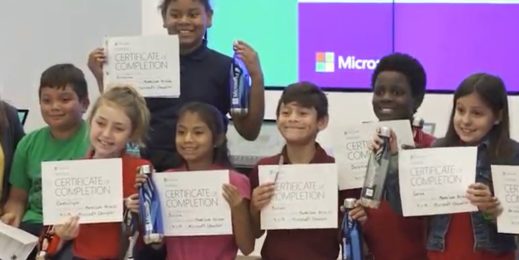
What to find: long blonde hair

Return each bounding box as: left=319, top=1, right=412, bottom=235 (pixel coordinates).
left=88, top=85, right=150, bottom=146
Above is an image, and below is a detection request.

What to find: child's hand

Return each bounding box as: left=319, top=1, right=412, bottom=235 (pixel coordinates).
left=340, top=200, right=368, bottom=225
left=368, top=127, right=398, bottom=155
left=125, top=194, right=140, bottom=214
left=466, top=183, right=502, bottom=218
left=54, top=216, right=80, bottom=241
left=222, top=184, right=244, bottom=209
left=134, top=166, right=149, bottom=189
left=349, top=204, right=368, bottom=225
left=233, top=40, right=263, bottom=79
left=0, top=212, right=20, bottom=227
left=251, top=183, right=275, bottom=213
left=87, top=48, right=106, bottom=82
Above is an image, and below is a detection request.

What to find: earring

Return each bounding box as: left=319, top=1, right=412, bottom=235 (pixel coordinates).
left=494, top=120, right=500, bottom=125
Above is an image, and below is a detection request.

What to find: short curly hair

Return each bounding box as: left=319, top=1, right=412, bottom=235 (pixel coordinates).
left=371, top=53, right=427, bottom=110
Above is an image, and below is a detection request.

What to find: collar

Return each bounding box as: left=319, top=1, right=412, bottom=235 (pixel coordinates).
left=180, top=39, right=209, bottom=61
left=279, top=142, right=328, bottom=164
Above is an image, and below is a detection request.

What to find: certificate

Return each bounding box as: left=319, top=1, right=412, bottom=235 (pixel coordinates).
left=103, top=35, right=180, bottom=98
left=492, top=165, right=519, bottom=234
left=399, top=147, right=478, bottom=216
left=332, top=124, right=372, bottom=190
left=374, top=119, right=415, bottom=149
left=0, top=222, right=38, bottom=260
left=332, top=120, right=414, bottom=190
left=153, top=170, right=232, bottom=236
left=41, top=158, right=123, bottom=225
left=259, top=163, right=338, bottom=230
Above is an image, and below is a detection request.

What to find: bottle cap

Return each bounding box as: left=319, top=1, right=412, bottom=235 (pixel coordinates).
left=379, top=126, right=391, bottom=138
left=412, top=117, right=424, bottom=128
left=343, top=198, right=357, bottom=209
left=139, top=165, right=152, bottom=175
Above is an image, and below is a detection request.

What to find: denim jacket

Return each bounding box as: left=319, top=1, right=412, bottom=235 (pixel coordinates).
left=426, top=139, right=519, bottom=252
left=384, top=139, right=519, bottom=253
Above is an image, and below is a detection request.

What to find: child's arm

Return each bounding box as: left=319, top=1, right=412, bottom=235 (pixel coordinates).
left=249, top=183, right=275, bottom=239
left=230, top=40, right=265, bottom=141
left=223, top=184, right=254, bottom=255
left=1, top=187, right=28, bottom=227
left=87, top=48, right=106, bottom=93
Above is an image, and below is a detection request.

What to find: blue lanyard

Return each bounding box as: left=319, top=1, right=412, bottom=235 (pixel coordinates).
left=341, top=209, right=363, bottom=260
left=139, top=175, right=164, bottom=236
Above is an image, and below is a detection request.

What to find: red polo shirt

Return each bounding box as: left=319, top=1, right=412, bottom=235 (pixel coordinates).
left=73, top=154, right=150, bottom=260
left=362, top=129, right=435, bottom=260
left=250, top=143, right=358, bottom=260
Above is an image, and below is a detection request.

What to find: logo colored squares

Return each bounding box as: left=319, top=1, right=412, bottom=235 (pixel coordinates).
left=315, top=52, right=335, bottom=73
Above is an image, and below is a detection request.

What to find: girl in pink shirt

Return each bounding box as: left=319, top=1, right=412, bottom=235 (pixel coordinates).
left=128, top=102, right=254, bottom=260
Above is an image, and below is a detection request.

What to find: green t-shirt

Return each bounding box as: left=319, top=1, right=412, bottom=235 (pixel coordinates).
left=9, top=121, right=89, bottom=223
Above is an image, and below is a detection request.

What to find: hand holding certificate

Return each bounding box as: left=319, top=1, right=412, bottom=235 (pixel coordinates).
left=41, top=158, right=123, bottom=225
left=492, top=165, right=519, bottom=234
left=332, top=120, right=414, bottom=190
left=258, top=163, right=338, bottom=230
left=399, top=147, right=478, bottom=216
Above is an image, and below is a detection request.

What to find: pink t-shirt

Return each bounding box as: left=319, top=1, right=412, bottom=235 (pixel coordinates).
left=165, top=167, right=251, bottom=260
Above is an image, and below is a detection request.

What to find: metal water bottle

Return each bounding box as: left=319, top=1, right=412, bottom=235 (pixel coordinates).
left=341, top=198, right=363, bottom=260
left=138, top=165, right=163, bottom=244
left=360, top=127, right=392, bottom=208
left=229, top=53, right=251, bottom=116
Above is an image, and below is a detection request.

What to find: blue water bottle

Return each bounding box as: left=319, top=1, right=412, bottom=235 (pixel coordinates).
left=230, top=53, right=251, bottom=116
left=341, top=198, right=363, bottom=260
left=138, top=164, right=163, bottom=244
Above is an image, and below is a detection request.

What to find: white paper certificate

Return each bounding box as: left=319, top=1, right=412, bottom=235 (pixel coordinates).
left=153, top=170, right=232, bottom=236
left=399, top=147, right=478, bottom=216
left=492, top=165, right=519, bottom=234
left=0, top=221, right=38, bottom=260
left=259, top=163, right=338, bottom=230
left=332, top=124, right=372, bottom=190
left=332, top=120, right=414, bottom=190
left=41, top=158, right=123, bottom=225
left=374, top=119, right=415, bottom=149
left=103, top=35, right=180, bottom=98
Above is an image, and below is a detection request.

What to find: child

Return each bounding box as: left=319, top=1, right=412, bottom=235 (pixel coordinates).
left=55, top=85, right=152, bottom=259
left=249, top=82, right=366, bottom=260
left=88, top=0, right=265, bottom=172
left=0, top=99, right=25, bottom=206
left=129, top=101, right=254, bottom=260
left=363, top=53, right=433, bottom=260
left=371, top=73, right=518, bottom=259
left=1, top=64, right=90, bottom=237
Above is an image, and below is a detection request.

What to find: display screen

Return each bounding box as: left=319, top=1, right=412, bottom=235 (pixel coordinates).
left=207, top=0, right=519, bottom=91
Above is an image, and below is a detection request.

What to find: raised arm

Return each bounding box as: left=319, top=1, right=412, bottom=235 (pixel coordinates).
left=87, top=47, right=106, bottom=93
left=230, top=40, right=265, bottom=141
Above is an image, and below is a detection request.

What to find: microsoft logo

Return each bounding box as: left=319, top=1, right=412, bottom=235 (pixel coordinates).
left=315, top=52, right=335, bottom=73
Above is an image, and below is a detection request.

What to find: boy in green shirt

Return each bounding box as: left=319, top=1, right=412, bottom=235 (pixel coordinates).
left=1, top=64, right=90, bottom=236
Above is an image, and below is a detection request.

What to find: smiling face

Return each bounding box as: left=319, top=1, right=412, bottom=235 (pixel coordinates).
left=175, top=111, right=216, bottom=167
left=372, top=71, right=415, bottom=121
left=453, top=92, right=500, bottom=145
left=162, top=0, right=212, bottom=54
left=89, top=102, right=133, bottom=158
left=39, top=85, right=88, bottom=133
left=276, top=102, right=328, bottom=145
